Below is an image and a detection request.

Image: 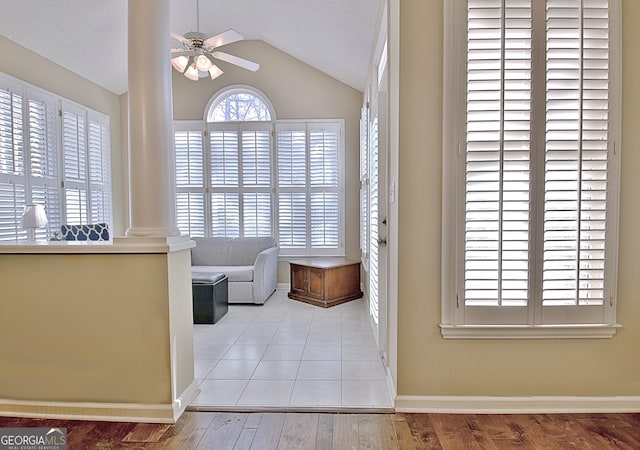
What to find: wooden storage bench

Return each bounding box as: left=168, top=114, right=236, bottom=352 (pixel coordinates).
left=288, top=258, right=363, bottom=308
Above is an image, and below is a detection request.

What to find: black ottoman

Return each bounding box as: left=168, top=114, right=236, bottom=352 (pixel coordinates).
left=191, top=272, right=228, bottom=324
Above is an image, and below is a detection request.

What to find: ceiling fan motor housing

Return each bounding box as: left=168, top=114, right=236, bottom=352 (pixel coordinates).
left=183, top=32, right=208, bottom=51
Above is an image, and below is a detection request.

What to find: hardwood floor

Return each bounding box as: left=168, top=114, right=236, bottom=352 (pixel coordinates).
left=1, top=412, right=639, bottom=449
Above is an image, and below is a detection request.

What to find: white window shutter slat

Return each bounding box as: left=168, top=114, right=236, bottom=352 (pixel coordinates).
left=64, top=188, right=88, bottom=225
left=0, top=181, right=26, bottom=241
left=278, top=192, right=307, bottom=248
left=62, top=108, right=87, bottom=183
left=210, top=130, right=239, bottom=187
left=465, top=0, right=532, bottom=311
left=176, top=192, right=205, bottom=237
left=277, top=128, right=306, bottom=188
left=175, top=131, right=204, bottom=187
left=0, top=87, right=25, bottom=177
left=210, top=192, right=239, bottom=237
left=543, top=0, right=610, bottom=308
left=242, top=130, right=271, bottom=187
left=243, top=192, right=271, bottom=237
left=360, top=105, right=369, bottom=263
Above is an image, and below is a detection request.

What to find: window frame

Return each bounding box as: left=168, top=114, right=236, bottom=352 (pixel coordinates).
left=0, top=72, right=112, bottom=241
left=275, top=119, right=346, bottom=257
left=173, top=116, right=346, bottom=258
left=440, top=0, right=622, bottom=339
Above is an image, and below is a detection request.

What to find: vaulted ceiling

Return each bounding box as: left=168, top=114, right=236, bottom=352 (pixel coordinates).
left=0, top=0, right=380, bottom=95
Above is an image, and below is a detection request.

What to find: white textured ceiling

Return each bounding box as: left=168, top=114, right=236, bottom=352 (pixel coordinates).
left=0, top=0, right=379, bottom=95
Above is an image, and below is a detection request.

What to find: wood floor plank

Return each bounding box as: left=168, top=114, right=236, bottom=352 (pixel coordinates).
left=430, top=414, right=484, bottom=450
left=377, top=414, right=401, bottom=449
left=577, top=416, right=640, bottom=449
left=316, top=413, right=333, bottom=450
left=392, top=414, right=418, bottom=450
left=245, top=413, right=263, bottom=430
left=251, top=413, right=286, bottom=450
left=357, top=414, right=399, bottom=450
left=277, top=413, right=318, bottom=450
left=197, top=412, right=248, bottom=450
left=146, top=411, right=216, bottom=450
left=80, top=420, right=137, bottom=450
left=235, top=429, right=258, bottom=450
left=122, top=423, right=171, bottom=443
left=507, top=415, right=567, bottom=450
left=356, top=414, right=378, bottom=449
left=480, top=414, right=537, bottom=449
left=332, top=414, right=359, bottom=450
left=463, top=415, right=500, bottom=450
left=402, top=413, right=442, bottom=449
left=528, top=413, right=606, bottom=449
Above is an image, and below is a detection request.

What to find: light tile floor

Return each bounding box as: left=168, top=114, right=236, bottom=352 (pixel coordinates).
left=190, top=289, right=392, bottom=410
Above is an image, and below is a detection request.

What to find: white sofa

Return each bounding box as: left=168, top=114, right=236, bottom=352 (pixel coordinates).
left=191, top=237, right=279, bottom=304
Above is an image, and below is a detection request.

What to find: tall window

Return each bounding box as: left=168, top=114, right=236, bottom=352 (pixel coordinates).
left=174, top=87, right=345, bottom=257
left=0, top=73, right=111, bottom=241
left=441, top=0, right=621, bottom=338
left=275, top=122, right=342, bottom=254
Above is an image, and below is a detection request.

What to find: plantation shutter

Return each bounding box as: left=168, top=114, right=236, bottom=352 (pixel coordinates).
left=61, top=102, right=88, bottom=225
left=276, top=122, right=343, bottom=254
left=459, top=0, right=618, bottom=327
left=88, top=113, right=111, bottom=226
left=28, top=92, right=60, bottom=239
left=206, top=123, right=272, bottom=238
left=542, top=0, right=612, bottom=323
left=241, top=128, right=271, bottom=237
left=309, top=123, right=340, bottom=248
left=209, top=128, right=240, bottom=237
left=360, top=104, right=369, bottom=265
left=0, top=83, right=26, bottom=241
left=369, top=117, right=380, bottom=324
left=174, top=127, right=206, bottom=237
left=0, top=74, right=112, bottom=241
left=276, top=124, right=307, bottom=249
left=464, top=0, right=533, bottom=324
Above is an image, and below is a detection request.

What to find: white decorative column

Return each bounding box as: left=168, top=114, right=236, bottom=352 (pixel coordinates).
left=126, top=0, right=180, bottom=237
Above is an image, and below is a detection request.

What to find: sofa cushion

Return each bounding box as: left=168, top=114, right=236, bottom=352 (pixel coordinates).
left=192, top=265, right=254, bottom=282
left=227, top=237, right=276, bottom=265
left=191, top=237, right=232, bottom=266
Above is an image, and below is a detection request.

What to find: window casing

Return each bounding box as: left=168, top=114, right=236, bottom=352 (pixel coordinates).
left=441, top=0, right=621, bottom=338
left=174, top=88, right=345, bottom=257
left=0, top=73, right=111, bottom=241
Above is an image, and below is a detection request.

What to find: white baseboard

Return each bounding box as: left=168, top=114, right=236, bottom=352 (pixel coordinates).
left=277, top=283, right=289, bottom=291
left=386, top=367, right=397, bottom=408
left=0, top=381, right=201, bottom=423
left=394, top=395, right=640, bottom=414
left=172, top=380, right=200, bottom=420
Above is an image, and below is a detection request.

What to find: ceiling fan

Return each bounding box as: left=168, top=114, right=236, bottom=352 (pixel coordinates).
left=170, top=0, right=259, bottom=81
left=171, top=29, right=260, bottom=81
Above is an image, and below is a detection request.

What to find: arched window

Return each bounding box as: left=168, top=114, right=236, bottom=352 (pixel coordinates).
left=175, top=85, right=345, bottom=257
left=206, top=86, right=274, bottom=122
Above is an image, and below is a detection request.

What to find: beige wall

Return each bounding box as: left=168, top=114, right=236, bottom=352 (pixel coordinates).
left=394, top=0, right=640, bottom=397
left=0, top=253, right=172, bottom=403
left=172, top=40, right=363, bottom=282
left=0, top=36, right=128, bottom=236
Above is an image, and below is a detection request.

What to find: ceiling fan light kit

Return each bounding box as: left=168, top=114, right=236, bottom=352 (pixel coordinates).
left=171, top=29, right=259, bottom=81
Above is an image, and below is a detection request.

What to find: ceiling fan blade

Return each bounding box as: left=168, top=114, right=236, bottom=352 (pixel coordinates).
left=171, top=32, right=188, bottom=43
left=171, top=51, right=195, bottom=58
left=212, top=51, right=260, bottom=72
left=204, top=29, right=244, bottom=48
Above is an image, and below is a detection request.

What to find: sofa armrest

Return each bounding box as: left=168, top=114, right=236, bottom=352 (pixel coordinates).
left=253, top=246, right=279, bottom=303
